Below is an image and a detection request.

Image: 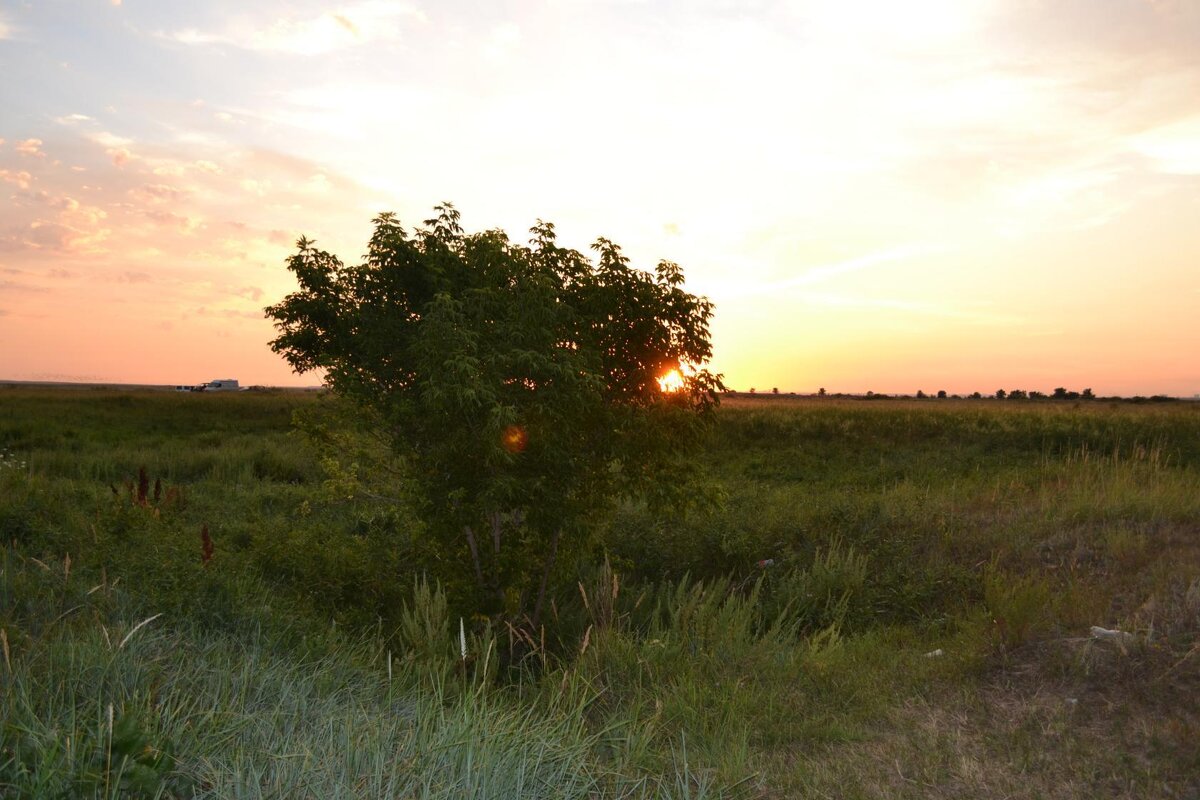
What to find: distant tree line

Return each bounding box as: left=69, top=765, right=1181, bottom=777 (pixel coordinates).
left=726, top=386, right=1183, bottom=403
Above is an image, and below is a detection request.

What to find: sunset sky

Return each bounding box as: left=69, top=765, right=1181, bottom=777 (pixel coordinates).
left=1, top=0, right=1197, bottom=395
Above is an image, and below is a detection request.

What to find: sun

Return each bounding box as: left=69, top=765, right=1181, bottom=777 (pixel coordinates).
left=657, top=369, right=685, bottom=393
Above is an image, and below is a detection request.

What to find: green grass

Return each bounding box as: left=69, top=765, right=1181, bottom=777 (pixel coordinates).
left=2, top=388, right=1198, bottom=797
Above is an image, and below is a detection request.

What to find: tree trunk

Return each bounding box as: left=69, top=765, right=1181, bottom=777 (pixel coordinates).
left=530, top=527, right=562, bottom=631
left=463, top=525, right=485, bottom=589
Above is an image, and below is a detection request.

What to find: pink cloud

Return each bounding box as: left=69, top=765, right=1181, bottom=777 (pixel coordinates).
left=108, top=147, right=134, bottom=167
left=0, top=169, right=33, bottom=189
left=142, top=208, right=198, bottom=231
left=195, top=306, right=262, bottom=320
left=17, top=220, right=109, bottom=253
left=0, top=278, right=49, bottom=293
left=15, top=139, right=45, bottom=158
left=133, top=183, right=191, bottom=202
left=234, top=285, right=264, bottom=301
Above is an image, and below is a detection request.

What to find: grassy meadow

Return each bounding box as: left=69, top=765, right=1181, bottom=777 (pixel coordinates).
left=1, top=387, right=1198, bottom=798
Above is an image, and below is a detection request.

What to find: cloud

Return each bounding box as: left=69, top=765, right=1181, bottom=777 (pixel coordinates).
left=132, top=183, right=192, bottom=202
left=0, top=12, right=13, bottom=40
left=794, top=290, right=1027, bottom=327
left=55, top=114, right=93, bottom=126
left=195, top=306, right=263, bottom=320
left=88, top=131, right=133, bottom=148
left=15, top=139, right=45, bottom=158
left=10, top=219, right=110, bottom=254
left=234, top=286, right=264, bottom=301
left=708, top=242, right=950, bottom=299
left=108, top=148, right=134, bottom=167
left=1129, top=115, right=1200, bottom=174
left=0, top=170, right=33, bottom=190
left=141, top=209, right=199, bottom=232
left=484, top=22, right=522, bottom=61
left=0, top=278, right=49, bottom=293
left=240, top=178, right=271, bottom=196
left=166, top=2, right=425, bottom=55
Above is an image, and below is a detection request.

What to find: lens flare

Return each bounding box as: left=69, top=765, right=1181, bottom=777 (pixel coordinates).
left=501, top=424, right=527, bottom=453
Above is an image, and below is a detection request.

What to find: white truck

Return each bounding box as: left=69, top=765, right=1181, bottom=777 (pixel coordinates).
left=185, top=379, right=241, bottom=392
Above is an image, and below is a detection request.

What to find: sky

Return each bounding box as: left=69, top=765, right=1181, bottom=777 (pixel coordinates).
left=0, top=0, right=1198, bottom=395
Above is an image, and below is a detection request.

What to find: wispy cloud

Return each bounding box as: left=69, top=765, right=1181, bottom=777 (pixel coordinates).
left=705, top=243, right=949, bottom=299
left=166, top=2, right=425, bottom=55
left=796, top=291, right=1027, bottom=327
left=1129, top=115, right=1200, bottom=174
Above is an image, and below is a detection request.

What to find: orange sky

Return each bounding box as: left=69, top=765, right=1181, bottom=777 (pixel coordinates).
left=1, top=1, right=1197, bottom=395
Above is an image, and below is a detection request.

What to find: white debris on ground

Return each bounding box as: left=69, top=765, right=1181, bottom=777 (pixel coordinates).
left=1089, top=625, right=1135, bottom=644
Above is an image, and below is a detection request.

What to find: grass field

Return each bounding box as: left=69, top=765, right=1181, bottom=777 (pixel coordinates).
left=1, top=387, right=1198, bottom=797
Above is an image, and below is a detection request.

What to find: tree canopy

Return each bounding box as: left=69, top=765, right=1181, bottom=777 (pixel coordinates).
left=265, top=204, right=723, bottom=621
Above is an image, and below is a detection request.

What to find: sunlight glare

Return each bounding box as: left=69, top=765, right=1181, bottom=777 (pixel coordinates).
left=657, top=369, right=685, bottom=393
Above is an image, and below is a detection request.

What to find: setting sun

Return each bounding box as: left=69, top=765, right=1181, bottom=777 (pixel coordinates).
left=657, top=369, right=685, bottom=393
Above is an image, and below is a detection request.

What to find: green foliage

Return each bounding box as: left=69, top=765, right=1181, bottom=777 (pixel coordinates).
left=763, top=540, right=870, bottom=634
left=983, top=563, right=1053, bottom=649
left=265, top=205, right=723, bottom=616
left=83, top=711, right=181, bottom=798
left=2, top=388, right=1199, bottom=797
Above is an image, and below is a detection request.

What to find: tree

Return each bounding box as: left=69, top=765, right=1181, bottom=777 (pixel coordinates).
left=265, top=204, right=723, bottom=624
left=937, top=390, right=947, bottom=399
left=818, top=387, right=826, bottom=397
left=1081, top=388, right=1094, bottom=400
left=995, top=389, right=1007, bottom=399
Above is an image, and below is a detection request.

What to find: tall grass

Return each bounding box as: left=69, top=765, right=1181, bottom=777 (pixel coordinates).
left=1, top=552, right=738, bottom=798
left=2, top=388, right=1198, bottom=797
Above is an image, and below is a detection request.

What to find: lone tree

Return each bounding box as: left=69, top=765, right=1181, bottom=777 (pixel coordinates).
left=265, top=204, right=722, bottom=624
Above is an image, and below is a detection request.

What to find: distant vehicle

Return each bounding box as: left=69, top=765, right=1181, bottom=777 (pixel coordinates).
left=184, top=379, right=241, bottom=392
